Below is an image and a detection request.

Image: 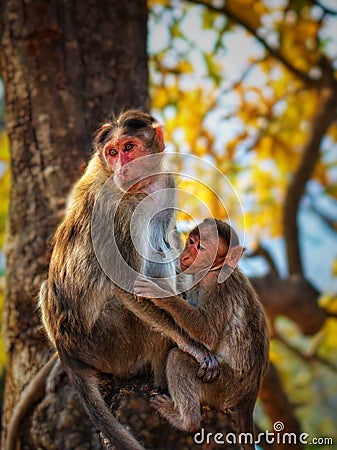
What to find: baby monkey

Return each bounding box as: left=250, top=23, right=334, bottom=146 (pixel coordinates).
left=135, top=219, right=269, bottom=449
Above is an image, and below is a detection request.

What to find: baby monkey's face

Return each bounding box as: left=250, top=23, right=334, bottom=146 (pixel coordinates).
left=180, top=224, right=227, bottom=274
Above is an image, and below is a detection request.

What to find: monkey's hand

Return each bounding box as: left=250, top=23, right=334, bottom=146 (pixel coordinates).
left=197, top=350, right=220, bottom=382
left=180, top=341, right=220, bottom=383
left=134, top=276, right=174, bottom=301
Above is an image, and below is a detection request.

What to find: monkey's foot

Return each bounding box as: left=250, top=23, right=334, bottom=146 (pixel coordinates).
left=151, top=395, right=200, bottom=433
left=150, top=394, right=174, bottom=413
left=224, top=406, right=240, bottom=432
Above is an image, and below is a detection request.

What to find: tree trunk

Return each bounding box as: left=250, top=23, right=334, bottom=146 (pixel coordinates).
left=0, top=0, right=148, bottom=447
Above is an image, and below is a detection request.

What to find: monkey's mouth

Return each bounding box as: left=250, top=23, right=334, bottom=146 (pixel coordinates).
left=115, top=174, right=143, bottom=191
left=127, top=179, right=145, bottom=191
left=180, top=262, right=189, bottom=272
left=126, top=177, right=152, bottom=192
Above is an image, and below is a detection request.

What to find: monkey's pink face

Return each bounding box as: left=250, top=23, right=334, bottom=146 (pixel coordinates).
left=180, top=227, right=227, bottom=274
left=103, top=136, right=152, bottom=191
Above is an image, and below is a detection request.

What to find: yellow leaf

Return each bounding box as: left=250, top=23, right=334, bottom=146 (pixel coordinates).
left=319, top=293, right=337, bottom=313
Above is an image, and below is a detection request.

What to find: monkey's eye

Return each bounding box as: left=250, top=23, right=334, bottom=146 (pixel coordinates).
left=189, top=237, right=195, bottom=245
left=197, top=243, right=205, bottom=251
left=124, top=142, right=135, bottom=152
left=108, top=148, right=117, bottom=157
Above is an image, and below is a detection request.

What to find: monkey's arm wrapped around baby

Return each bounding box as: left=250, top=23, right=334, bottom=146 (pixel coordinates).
left=134, top=276, right=219, bottom=369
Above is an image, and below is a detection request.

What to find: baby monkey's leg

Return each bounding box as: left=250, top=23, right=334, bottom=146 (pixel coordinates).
left=152, top=348, right=202, bottom=432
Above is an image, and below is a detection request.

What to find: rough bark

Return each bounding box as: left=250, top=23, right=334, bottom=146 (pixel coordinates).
left=32, top=375, right=240, bottom=450
left=0, top=0, right=148, bottom=447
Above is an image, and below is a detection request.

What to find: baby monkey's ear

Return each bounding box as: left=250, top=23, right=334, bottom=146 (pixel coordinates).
left=225, top=245, right=245, bottom=268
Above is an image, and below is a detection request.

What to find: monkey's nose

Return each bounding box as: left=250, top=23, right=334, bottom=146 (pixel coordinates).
left=181, top=256, right=190, bottom=266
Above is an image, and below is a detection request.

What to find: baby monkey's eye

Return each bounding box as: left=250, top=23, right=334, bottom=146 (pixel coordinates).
left=124, top=142, right=135, bottom=152
left=108, top=148, right=117, bottom=156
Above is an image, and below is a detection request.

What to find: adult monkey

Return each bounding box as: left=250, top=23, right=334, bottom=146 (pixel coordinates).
left=6, top=110, right=219, bottom=450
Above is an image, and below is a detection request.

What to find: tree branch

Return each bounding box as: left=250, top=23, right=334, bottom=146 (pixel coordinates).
left=250, top=273, right=325, bottom=337
left=259, top=363, right=303, bottom=450
left=275, top=332, right=337, bottom=372
left=187, top=0, right=320, bottom=86
left=313, top=0, right=337, bottom=16
left=246, top=245, right=279, bottom=275
left=283, top=85, right=337, bottom=275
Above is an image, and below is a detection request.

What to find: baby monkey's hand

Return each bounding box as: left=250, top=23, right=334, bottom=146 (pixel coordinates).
left=134, top=276, right=175, bottom=302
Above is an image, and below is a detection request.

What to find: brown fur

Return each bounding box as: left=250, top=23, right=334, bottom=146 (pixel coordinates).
left=137, top=220, right=269, bottom=450
left=33, top=111, right=218, bottom=450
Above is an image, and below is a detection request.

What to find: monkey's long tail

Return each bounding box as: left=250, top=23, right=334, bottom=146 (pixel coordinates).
left=5, top=352, right=59, bottom=450
left=65, top=359, right=145, bottom=450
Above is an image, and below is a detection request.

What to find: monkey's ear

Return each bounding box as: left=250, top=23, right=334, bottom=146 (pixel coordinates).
left=152, top=123, right=165, bottom=151
left=225, top=245, right=244, bottom=268
left=94, top=123, right=112, bottom=146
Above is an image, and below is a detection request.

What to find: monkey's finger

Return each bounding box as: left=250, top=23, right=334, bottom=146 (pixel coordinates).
left=134, top=280, right=154, bottom=296
left=135, top=283, right=169, bottom=299
left=134, top=282, right=150, bottom=295
left=134, top=288, right=153, bottom=298
left=197, top=354, right=220, bottom=382
left=196, top=360, right=207, bottom=379
left=134, top=275, right=152, bottom=286
left=202, top=360, right=221, bottom=383
left=202, top=364, right=220, bottom=383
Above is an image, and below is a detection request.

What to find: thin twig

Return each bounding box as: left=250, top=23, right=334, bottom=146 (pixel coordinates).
left=275, top=332, right=337, bottom=372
